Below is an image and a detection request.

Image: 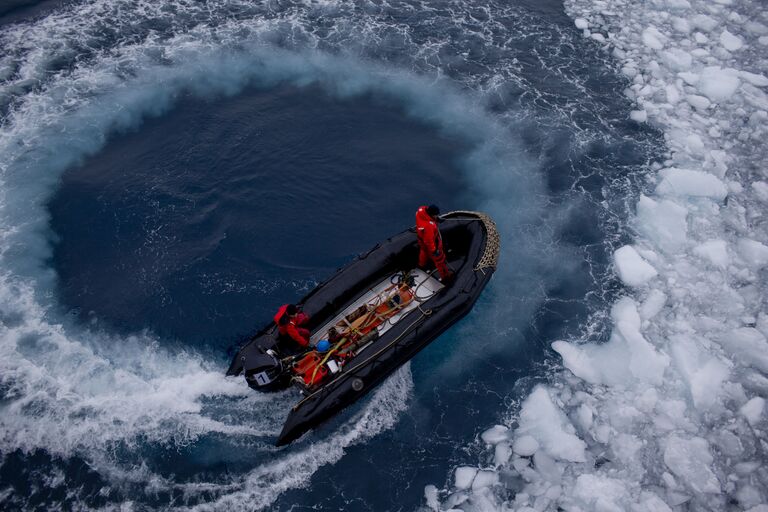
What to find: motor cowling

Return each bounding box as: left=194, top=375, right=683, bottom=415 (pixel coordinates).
left=243, top=350, right=285, bottom=391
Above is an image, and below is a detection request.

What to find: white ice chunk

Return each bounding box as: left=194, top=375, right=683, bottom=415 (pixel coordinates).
left=515, top=386, right=586, bottom=462
left=746, top=22, right=768, bottom=35
left=686, top=94, right=711, bottom=110
left=574, top=18, right=589, bottom=30
left=719, top=328, right=768, bottom=373
left=698, top=67, right=741, bottom=102
left=672, top=17, right=691, bottom=34
left=424, top=485, right=439, bottom=511
left=693, top=239, right=729, bottom=268
left=512, top=435, right=540, bottom=456
left=642, top=27, right=666, bottom=50
left=554, top=298, right=669, bottom=386
left=640, top=289, right=667, bottom=320
left=454, top=467, right=478, bottom=490
left=662, top=49, right=692, bottom=70
left=573, top=474, right=628, bottom=512
left=665, top=84, right=681, bottom=103
left=614, top=245, right=657, bottom=287
left=656, top=168, right=728, bottom=200
left=574, top=403, right=593, bottom=432
left=635, top=492, right=674, bottom=512
left=691, top=15, right=718, bottom=32
left=636, top=195, right=688, bottom=253
left=481, top=425, right=510, bottom=445
left=471, top=470, right=498, bottom=490
left=741, top=71, right=768, bottom=87
left=684, top=134, right=705, bottom=153
left=737, top=238, right=768, bottom=268
left=752, top=181, right=768, bottom=203
left=630, top=110, right=648, bottom=122
left=533, top=450, right=563, bottom=483
left=740, top=397, right=765, bottom=426
left=670, top=334, right=729, bottom=410
left=493, top=442, right=512, bottom=466
left=720, top=30, right=744, bottom=51
left=665, top=0, right=691, bottom=9
left=663, top=436, right=721, bottom=494
left=679, top=71, right=699, bottom=85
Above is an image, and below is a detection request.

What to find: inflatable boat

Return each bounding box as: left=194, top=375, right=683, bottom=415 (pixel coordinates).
left=226, top=210, right=499, bottom=446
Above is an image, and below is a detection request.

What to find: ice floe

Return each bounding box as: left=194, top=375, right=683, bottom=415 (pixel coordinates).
left=430, top=0, right=768, bottom=509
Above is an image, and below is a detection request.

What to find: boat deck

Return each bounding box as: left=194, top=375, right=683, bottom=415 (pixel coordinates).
left=309, top=268, right=443, bottom=346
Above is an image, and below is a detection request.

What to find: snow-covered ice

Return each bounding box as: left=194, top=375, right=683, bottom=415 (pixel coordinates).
left=613, top=245, right=657, bottom=286
left=431, top=0, right=768, bottom=509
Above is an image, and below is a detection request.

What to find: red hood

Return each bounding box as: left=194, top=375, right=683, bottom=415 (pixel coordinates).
left=415, top=206, right=433, bottom=225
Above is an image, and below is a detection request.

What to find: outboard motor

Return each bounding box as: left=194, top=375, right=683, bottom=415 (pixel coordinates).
left=242, top=348, right=287, bottom=391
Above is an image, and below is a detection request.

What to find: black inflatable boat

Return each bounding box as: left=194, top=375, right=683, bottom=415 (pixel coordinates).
left=226, top=210, right=499, bottom=445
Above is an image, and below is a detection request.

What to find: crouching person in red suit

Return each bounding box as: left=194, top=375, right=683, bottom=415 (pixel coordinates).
left=274, top=304, right=311, bottom=347
left=415, top=204, right=454, bottom=284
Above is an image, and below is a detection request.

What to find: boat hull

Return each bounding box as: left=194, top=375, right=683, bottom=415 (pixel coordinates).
left=226, top=211, right=499, bottom=445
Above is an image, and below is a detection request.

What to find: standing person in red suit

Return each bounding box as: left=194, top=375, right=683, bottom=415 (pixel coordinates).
left=274, top=304, right=311, bottom=347
left=415, top=204, right=454, bottom=284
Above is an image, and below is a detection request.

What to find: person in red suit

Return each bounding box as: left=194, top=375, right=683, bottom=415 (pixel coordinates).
left=274, top=304, right=311, bottom=347
left=415, top=204, right=454, bottom=283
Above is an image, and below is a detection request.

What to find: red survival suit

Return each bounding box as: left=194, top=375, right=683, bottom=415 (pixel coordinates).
left=274, top=305, right=311, bottom=347
left=415, top=206, right=451, bottom=280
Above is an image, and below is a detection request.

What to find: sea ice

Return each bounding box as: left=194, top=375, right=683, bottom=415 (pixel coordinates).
left=686, top=94, right=711, bottom=110
left=720, top=30, right=744, bottom=51
left=554, top=298, right=669, bottom=386
left=630, top=110, right=648, bottom=122
left=613, top=245, right=658, bottom=287
left=424, top=485, right=439, bottom=511
left=454, top=467, right=477, bottom=490
left=739, top=397, right=764, bottom=426
left=635, top=195, right=688, bottom=253
left=572, top=474, right=628, bottom=512
left=515, top=386, right=586, bottom=462
left=670, top=334, right=729, bottom=410
left=718, top=328, right=768, bottom=373
left=436, top=0, right=768, bottom=508
left=639, top=289, right=667, bottom=320
left=691, top=14, right=718, bottom=32
left=493, top=442, right=512, bottom=466
left=642, top=27, right=666, bottom=50
left=662, top=49, right=692, bottom=71
left=693, top=239, right=729, bottom=268
left=663, top=436, right=720, bottom=494
left=480, top=425, right=510, bottom=445
left=741, top=71, right=768, bottom=87
left=471, top=470, right=498, bottom=490
left=655, top=168, right=728, bottom=200
left=512, top=435, right=539, bottom=456
left=574, top=18, right=589, bottom=29
left=697, top=67, right=741, bottom=102
left=736, top=238, right=768, bottom=268
left=752, top=181, right=768, bottom=202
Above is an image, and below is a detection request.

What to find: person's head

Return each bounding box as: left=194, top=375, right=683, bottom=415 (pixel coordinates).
left=426, top=204, right=440, bottom=219
left=316, top=340, right=331, bottom=352
left=279, top=304, right=298, bottom=325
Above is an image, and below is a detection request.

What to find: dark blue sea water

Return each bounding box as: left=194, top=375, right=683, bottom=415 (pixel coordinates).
left=0, top=0, right=662, bottom=510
